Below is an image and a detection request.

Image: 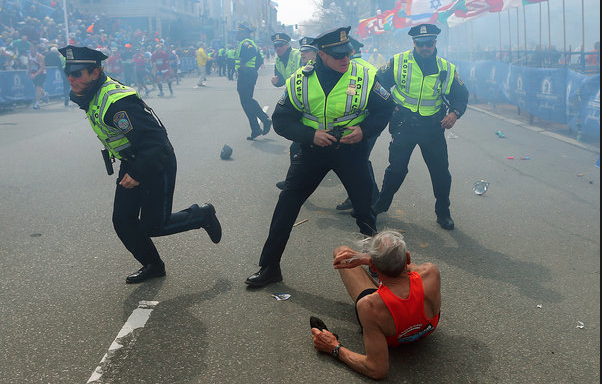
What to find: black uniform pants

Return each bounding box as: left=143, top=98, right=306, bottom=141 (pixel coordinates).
left=112, top=152, right=204, bottom=266
left=375, top=123, right=452, bottom=218
left=237, top=68, right=269, bottom=136
left=258, top=144, right=377, bottom=267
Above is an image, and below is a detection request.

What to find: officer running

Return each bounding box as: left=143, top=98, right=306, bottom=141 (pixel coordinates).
left=59, top=45, right=222, bottom=283
left=372, top=24, right=469, bottom=230
left=245, top=27, right=395, bottom=288
left=234, top=23, right=271, bottom=141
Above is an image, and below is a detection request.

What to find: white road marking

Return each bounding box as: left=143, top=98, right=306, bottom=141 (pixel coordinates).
left=257, top=106, right=270, bottom=125
left=87, top=300, right=159, bottom=383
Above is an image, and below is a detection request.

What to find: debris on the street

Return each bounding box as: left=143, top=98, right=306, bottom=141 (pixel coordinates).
left=293, top=219, right=308, bottom=227
left=272, top=293, right=291, bottom=301
left=473, top=180, right=490, bottom=195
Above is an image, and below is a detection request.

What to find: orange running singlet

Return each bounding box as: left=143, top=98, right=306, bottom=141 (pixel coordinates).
left=378, top=271, right=440, bottom=346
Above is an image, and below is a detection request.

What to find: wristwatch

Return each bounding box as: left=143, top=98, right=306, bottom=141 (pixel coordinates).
left=331, top=343, right=342, bottom=358
left=452, top=109, right=461, bottom=119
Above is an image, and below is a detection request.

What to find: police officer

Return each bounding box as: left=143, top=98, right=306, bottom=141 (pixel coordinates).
left=245, top=27, right=395, bottom=287
left=226, top=45, right=236, bottom=81
left=270, top=33, right=302, bottom=87
left=274, top=36, right=315, bottom=190
left=299, top=36, right=318, bottom=66
left=59, top=46, right=222, bottom=283
left=234, top=23, right=271, bottom=140
left=336, top=37, right=380, bottom=211
left=372, top=24, right=469, bottom=230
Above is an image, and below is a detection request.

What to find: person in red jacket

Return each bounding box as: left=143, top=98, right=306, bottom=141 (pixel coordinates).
left=311, top=230, right=441, bottom=380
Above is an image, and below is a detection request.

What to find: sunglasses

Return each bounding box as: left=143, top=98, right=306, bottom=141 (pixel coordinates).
left=329, top=52, right=351, bottom=60
left=65, top=67, right=92, bottom=78
left=415, top=40, right=436, bottom=48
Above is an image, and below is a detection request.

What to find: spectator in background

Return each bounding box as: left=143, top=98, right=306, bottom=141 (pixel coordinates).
left=9, top=34, right=32, bottom=69
left=106, top=47, right=123, bottom=80
left=196, top=43, right=209, bottom=87
left=44, top=45, right=70, bottom=106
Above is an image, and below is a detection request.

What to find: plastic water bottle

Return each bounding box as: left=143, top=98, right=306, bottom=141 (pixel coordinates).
left=473, top=180, right=490, bottom=195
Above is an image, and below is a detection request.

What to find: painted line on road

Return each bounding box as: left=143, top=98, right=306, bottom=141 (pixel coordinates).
left=468, top=105, right=599, bottom=154
left=87, top=300, right=159, bottom=383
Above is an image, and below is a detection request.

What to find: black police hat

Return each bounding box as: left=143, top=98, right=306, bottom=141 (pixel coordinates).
left=313, top=26, right=353, bottom=55
left=271, top=33, right=291, bottom=47
left=349, top=37, right=364, bottom=51
left=408, top=23, right=441, bottom=42
left=299, top=37, right=317, bottom=52
left=58, top=45, right=107, bottom=73
left=220, top=144, right=233, bottom=160
left=237, top=23, right=254, bottom=33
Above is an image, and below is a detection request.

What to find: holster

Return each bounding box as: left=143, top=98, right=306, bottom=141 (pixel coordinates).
left=101, top=148, right=114, bottom=176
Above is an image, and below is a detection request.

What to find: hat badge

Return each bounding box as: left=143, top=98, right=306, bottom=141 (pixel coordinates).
left=276, top=34, right=280, bottom=40
left=420, top=25, right=427, bottom=34
left=340, top=30, right=347, bottom=42
left=66, top=48, right=74, bottom=60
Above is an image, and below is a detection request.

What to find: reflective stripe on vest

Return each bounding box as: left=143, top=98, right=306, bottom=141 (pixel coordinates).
left=286, top=61, right=375, bottom=133
left=235, top=39, right=257, bottom=70
left=352, top=57, right=378, bottom=73
left=392, top=51, right=455, bottom=116
left=275, top=48, right=301, bottom=80
left=86, top=77, right=138, bottom=159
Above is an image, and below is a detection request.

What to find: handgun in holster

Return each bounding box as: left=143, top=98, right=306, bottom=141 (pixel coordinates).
left=101, top=148, right=115, bottom=175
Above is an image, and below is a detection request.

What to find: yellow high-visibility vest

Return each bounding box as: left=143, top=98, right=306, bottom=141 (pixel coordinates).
left=392, top=50, right=455, bottom=116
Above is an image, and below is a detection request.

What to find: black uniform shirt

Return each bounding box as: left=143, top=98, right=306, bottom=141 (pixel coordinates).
left=104, top=95, right=170, bottom=182
left=70, top=74, right=171, bottom=182
left=378, top=48, right=469, bottom=118
left=273, top=57, right=395, bottom=146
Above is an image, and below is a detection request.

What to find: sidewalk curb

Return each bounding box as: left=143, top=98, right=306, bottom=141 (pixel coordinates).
left=468, top=105, right=600, bottom=155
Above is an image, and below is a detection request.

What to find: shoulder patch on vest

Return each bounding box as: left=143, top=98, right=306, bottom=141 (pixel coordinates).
left=278, top=90, right=288, bottom=105
left=113, top=111, right=133, bottom=133
left=373, top=81, right=390, bottom=100
left=454, top=72, right=464, bottom=86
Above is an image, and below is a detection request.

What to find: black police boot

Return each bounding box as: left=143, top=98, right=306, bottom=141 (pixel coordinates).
left=245, top=264, right=282, bottom=287
left=276, top=180, right=286, bottom=190
left=436, top=216, right=455, bottom=230
left=336, top=197, right=352, bottom=211
left=262, top=118, right=272, bottom=135
left=194, top=203, right=222, bottom=243
left=126, top=262, right=166, bottom=284
left=247, top=130, right=262, bottom=140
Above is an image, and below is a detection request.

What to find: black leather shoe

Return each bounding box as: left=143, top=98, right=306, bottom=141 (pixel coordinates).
left=245, top=264, right=282, bottom=287
left=246, top=130, right=261, bottom=140
left=437, top=216, right=455, bottom=230
left=198, top=203, right=222, bottom=243
left=262, top=118, right=272, bottom=135
left=126, top=263, right=166, bottom=284
left=336, top=197, right=352, bottom=211
left=276, top=181, right=286, bottom=190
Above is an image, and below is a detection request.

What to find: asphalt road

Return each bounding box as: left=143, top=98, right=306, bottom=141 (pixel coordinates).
left=0, top=65, right=599, bottom=384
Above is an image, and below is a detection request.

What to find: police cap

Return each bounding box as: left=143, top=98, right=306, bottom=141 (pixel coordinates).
left=408, top=23, right=441, bottom=42
left=220, top=144, right=233, bottom=160
left=349, top=37, right=364, bottom=51
left=58, top=45, right=108, bottom=74
left=271, top=33, right=291, bottom=47
left=299, top=36, right=317, bottom=52
left=313, top=26, right=353, bottom=56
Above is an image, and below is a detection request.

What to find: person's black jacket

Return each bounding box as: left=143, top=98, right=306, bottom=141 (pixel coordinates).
left=71, top=73, right=172, bottom=182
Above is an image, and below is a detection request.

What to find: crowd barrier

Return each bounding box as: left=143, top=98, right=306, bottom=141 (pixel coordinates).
left=0, top=57, right=199, bottom=108
left=456, top=61, right=600, bottom=139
